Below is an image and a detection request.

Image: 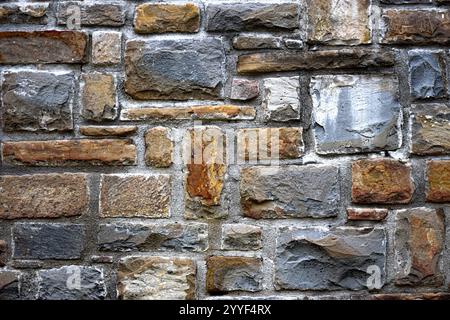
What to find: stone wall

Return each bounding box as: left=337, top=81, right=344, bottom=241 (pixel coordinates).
left=0, top=0, right=449, bottom=300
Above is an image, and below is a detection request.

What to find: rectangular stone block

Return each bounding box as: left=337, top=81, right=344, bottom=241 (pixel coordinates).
left=145, top=127, right=173, bottom=168
left=57, top=2, right=126, bottom=26
left=92, top=31, right=122, bottom=65
left=426, top=160, right=450, bottom=202
left=79, top=126, right=137, bottom=137
left=347, top=208, right=388, bottom=221
left=230, top=79, right=260, bottom=100
left=262, top=77, right=300, bottom=122
left=0, top=240, right=6, bottom=267
left=0, top=3, right=48, bottom=24
left=221, top=224, right=262, bottom=251
left=409, top=51, right=447, bottom=100
left=81, top=73, right=117, bottom=122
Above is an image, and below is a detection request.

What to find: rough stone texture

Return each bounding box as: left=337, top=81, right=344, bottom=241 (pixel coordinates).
left=2, top=139, right=137, bottom=166
left=206, top=3, right=299, bottom=32
left=275, top=227, right=386, bottom=290
left=92, top=31, right=122, bottom=65
left=352, top=159, right=414, bottom=204
left=2, top=71, right=74, bottom=132
left=409, top=51, right=447, bottom=100
left=262, top=77, right=300, bottom=122
left=57, top=2, right=126, bottom=27
left=12, top=223, right=85, bottom=260
left=125, top=39, right=225, bottom=100
left=117, top=256, right=196, bottom=300
left=0, top=240, right=6, bottom=267
left=0, top=271, right=20, bottom=300
left=382, top=9, right=450, bottom=44
left=230, top=79, right=260, bottom=101
left=221, top=224, right=262, bottom=251
left=311, top=75, right=402, bottom=155
left=81, top=73, right=117, bottom=122
left=100, top=174, right=171, bottom=218
left=347, top=208, right=388, bottom=221
left=98, top=222, right=208, bottom=253
left=411, top=104, right=450, bottom=155
left=307, top=0, right=371, bottom=45
left=0, top=3, right=48, bottom=24
left=0, top=31, right=87, bottom=64
left=426, top=160, right=450, bottom=202
left=37, top=266, right=106, bottom=300
left=394, top=208, right=445, bottom=287
left=232, top=36, right=282, bottom=50
left=206, top=256, right=263, bottom=294
left=145, top=127, right=173, bottom=168
left=80, top=126, right=137, bottom=137
left=134, top=3, right=200, bottom=34
left=0, top=174, right=88, bottom=220
left=240, top=165, right=340, bottom=219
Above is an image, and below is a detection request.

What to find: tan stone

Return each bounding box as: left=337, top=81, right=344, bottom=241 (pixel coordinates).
left=80, top=126, right=137, bottom=137
left=145, top=127, right=173, bottom=168
left=92, top=31, right=122, bottom=65
left=81, top=73, right=117, bottom=122
left=426, top=160, right=450, bottom=202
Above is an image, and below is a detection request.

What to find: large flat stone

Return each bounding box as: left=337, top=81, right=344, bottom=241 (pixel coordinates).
left=262, top=77, right=300, bottom=122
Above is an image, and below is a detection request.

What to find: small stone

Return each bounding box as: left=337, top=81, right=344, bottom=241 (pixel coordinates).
left=91, top=256, right=114, bottom=264
left=80, top=126, right=137, bottom=137
left=37, top=266, right=106, bottom=300
left=426, top=160, right=450, bottom=202
left=92, top=31, right=122, bottom=65
left=0, top=174, right=89, bottom=220
left=57, top=2, right=126, bottom=27
left=232, top=36, right=282, bottom=50
left=394, top=208, right=445, bottom=286
left=81, top=73, right=117, bottom=122
left=206, top=256, right=263, bottom=294
left=347, top=208, right=388, bottom=221
left=100, top=174, right=171, bottom=218
left=134, top=3, right=200, bottom=34
left=0, top=240, right=7, bottom=267
left=262, top=77, right=300, bottom=122
left=0, top=3, right=48, bottom=24
left=13, top=223, right=85, bottom=260
left=230, top=79, right=260, bottom=101
left=145, top=127, right=173, bottom=168
left=283, top=38, right=304, bottom=49
left=352, top=159, right=414, bottom=204
left=0, top=271, right=20, bottom=300
left=117, top=256, right=196, bottom=300
left=221, top=224, right=262, bottom=251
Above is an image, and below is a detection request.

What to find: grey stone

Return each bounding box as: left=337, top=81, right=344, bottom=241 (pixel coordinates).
left=57, top=2, right=126, bottom=27
left=1, top=71, right=74, bottom=132
left=232, top=36, right=282, bottom=50
left=240, top=165, right=340, bottom=219
left=98, top=222, right=208, bottom=253
left=206, top=3, right=299, bottom=32
left=409, top=50, right=447, bottom=100
left=37, top=266, right=106, bottom=300
left=262, top=76, right=300, bottom=122
left=0, top=271, right=20, bottom=300
left=311, top=74, right=402, bottom=155
left=13, top=223, right=85, bottom=260
left=125, top=39, right=225, bottom=100
left=0, top=3, right=48, bottom=24
left=275, top=227, right=386, bottom=290
left=222, top=224, right=262, bottom=251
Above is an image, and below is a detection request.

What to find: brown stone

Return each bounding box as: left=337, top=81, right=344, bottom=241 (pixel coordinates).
left=80, top=126, right=137, bottom=137
left=81, top=73, right=117, bottom=122
left=0, top=3, right=48, bottom=24
left=426, top=160, right=450, bottom=202
left=382, top=9, right=450, bottom=44
left=2, top=140, right=136, bottom=166
left=352, top=159, right=414, bottom=204
left=347, top=208, right=388, bottom=221
left=0, top=31, right=87, bottom=64
left=237, top=49, right=395, bottom=74
left=372, top=293, right=450, bottom=300
left=134, top=3, right=200, bottom=33
left=92, top=31, right=122, bottom=65
left=145, top=127, right=173, bottom=168
left=0, top=174, right=88, bottom=219
left=100, top=174, right=171, bottom=218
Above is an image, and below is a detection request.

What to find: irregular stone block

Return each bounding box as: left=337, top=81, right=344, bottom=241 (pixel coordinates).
left=426, top=160, right=450, bottom=202
left=347, top=208, right=388, bottom=221
left=221, top=224, right=262, bottom=251
left=232, top=36, right=282, bottom=50
left=0, top=3, right=48, bottom=24
left=79, top=126, right=137, bottom=137
left=57, top=2, right=126, bottom=26
left=81, top=73, right=117, bottom=122
left=145, top=127, right=173, bottom=168
left=92, top=31, right=122, bottom=65
left=0, top=271, right=20, bottom=300
left=262, top=77, right=300, bottom=122
left=230, top=79, right=260, bottom=101
left=0, top=240, right=6, bottom=267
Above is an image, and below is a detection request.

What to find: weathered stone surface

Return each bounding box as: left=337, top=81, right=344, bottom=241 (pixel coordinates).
left=381, top=0, right=434, bottom=3
left=394, top=208, right=445, bottom=286
left=0, top=31, right=87, bottom=64
left=275, top=227, right=386, bottom=290
left=206, top=256, right=263, bottom=294
left=145, top=127, right=173, bottom=168
left=100, top=174, right=171, bottom=218
left=426, top=160, right=450, bottom=202
left=411, top=104, right=450, bottom=155
left=92, top=31, right=122, bottom=65
left=80, top=126, right=137, bottom=137
left=283, top=38, right=304, bottom=49
left=307, top=0, right=371, bottom=45
left=221, top=224, right=262, bottom=251
left=409, top=51, right=447, bottom=100
left=352, top=159, right=414, bottom=204
left=237, top=128, right=304, bottom=161
left=206, top=3, right=299, bottom=32
left=237, top=49, right=396, bottom=74
left=118, top=256, right=196, bottom=300
left=241, top=165, right=340, bottom=219
left=232, top=36, right=282, bottom=50
left=13, top=223, right=85, bottom=260
left=125, top=39, right=225, bottom=100
left=311, top=75, right=402, bottom=155
left=0, top=271, right=20, bottom=300
left=0, top=240, right=6, bottom=267
left=37, top=266, right=106, bottom=300
left=230, top=79, right=260, bottom=101
left=0, top=174, right=88, bottom=220
left=81, top=73, right=117, bottom=122
left=2, top=71, right=74, bottom=132
left=98, top=222, right=208, bottom=253
left=2, top=139, right=137, bottom=166
left=347, top=208, right=388, bottom=221
left=91, top=256, right=114, bottom=264
left=57, top=2, right=126, bottom=26
left=372, top=293, right=450, bottom=300
left=262, top=77, right=300, bottom=122
left=121, top=105, right=256, bottom=121
left=382, top=9, right=450, bottom=44
left=0, top=3, right=48, bottom=24
left=134, top=3, right=200, bottom=33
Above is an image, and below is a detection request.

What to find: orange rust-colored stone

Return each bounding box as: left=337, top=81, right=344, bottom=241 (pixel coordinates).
left=426, top=160, right=450, bottom=202
left=79, top=126, right=137, bottom=137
